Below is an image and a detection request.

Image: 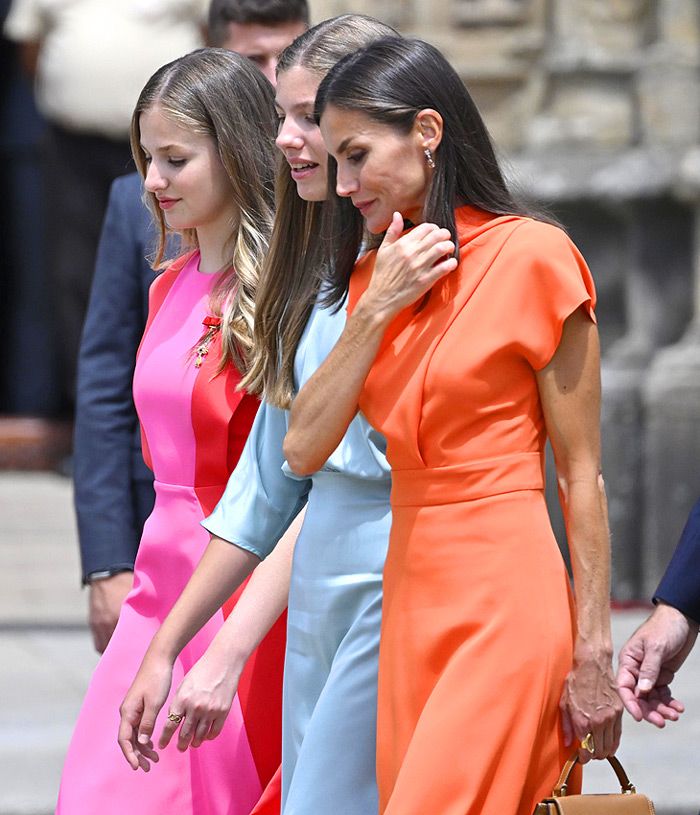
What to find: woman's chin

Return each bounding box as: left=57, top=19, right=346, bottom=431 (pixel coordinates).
left=365, top=217, right=391, bottom=235
left=294, top=178, right=326, bottom=203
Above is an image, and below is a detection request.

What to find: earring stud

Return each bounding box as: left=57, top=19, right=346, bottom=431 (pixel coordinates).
left=424, top=147, right=436, bottom=169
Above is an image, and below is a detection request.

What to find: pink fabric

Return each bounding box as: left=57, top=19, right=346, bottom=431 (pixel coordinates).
left=57, top=256, right=263, bottom=814
left=135, top=261, right=211, bottom=487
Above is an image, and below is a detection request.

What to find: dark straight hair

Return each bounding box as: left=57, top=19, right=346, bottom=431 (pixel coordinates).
left=314, top=36, right=548, bottom=308
left=208, top=0, right=309, bottom=46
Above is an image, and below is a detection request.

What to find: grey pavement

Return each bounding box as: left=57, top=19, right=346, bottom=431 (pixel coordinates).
left=0, top=472, right=699, bottom=814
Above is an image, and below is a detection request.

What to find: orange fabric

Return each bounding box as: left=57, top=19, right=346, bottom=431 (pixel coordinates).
left=347, top=207, right=594, bottom=814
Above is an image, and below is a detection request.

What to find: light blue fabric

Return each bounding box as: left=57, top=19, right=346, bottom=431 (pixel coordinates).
left=203, top=296, right=391, bottom=815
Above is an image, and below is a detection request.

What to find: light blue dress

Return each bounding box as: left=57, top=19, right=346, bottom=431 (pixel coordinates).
left=203, top=297, right=391, bottom=815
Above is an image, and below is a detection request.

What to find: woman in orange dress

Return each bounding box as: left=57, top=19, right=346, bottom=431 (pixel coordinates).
left=284, top=37, right=623, bottom=815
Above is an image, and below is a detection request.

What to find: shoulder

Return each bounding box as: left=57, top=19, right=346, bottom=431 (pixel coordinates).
left=472, top=215, right=574, bottom=256
left=476, top=216, right=590, bottom=288
left=509, top=218, right=570, bottom=250
left=454, top=205, right=569, bottom=250
left=509, top=221, right=586, bottom=273
left=302, top=293, right=347, bottom=350
left=148, top=251, right=197, bottom=306
left=454, top=209, right=580, bottom=275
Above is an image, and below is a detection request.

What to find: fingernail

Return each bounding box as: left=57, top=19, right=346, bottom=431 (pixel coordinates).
left=137, top=733, right=149, bottom=745
left=638, top=679, right=653, bottom=692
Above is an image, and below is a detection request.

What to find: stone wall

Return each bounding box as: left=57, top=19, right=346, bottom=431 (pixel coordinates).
left=311, top=0, right=700, bottom=599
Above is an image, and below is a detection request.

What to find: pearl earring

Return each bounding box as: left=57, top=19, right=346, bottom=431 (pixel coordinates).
left=424, top=147, right=436, bottom=169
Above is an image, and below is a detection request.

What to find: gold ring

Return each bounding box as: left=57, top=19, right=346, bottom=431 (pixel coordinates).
left=581, top=733, right=595, bottom=754
left=167, top=712, right=184, bottom=724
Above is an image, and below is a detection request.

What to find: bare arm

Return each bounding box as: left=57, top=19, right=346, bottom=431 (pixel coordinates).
left=284, top=213, right=457, bottom=476
left=118, top=536, right=259, bottom=770
left=157, top=510, right=302, bottom=753
left=118, top=510, right=303, bottom=770
left=536, top=308, right=623, bottom=763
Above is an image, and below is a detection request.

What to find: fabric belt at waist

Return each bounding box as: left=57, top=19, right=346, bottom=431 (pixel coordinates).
left=390, top=452, right=544, bottom=507
left=153, top=479, right=228, bottom=491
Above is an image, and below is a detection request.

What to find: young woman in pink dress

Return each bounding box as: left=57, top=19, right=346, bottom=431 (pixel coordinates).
left=56, top=49, right=286, bottom=815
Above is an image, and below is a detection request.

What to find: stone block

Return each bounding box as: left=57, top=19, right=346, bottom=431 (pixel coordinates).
left=551, top=0, right=650, bottom=69
left=606, top=200, right=695, bottom=366
left=601, top=365, right=646, bottom=601
left=527, top=77, right=634, bottom=150
left=638, top=50, right=700, bottom=146
left=658, top=0, right=700, bottom=61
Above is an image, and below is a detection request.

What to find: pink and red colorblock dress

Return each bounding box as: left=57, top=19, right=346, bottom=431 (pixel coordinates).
left=57, top=252, right=285, bottom=814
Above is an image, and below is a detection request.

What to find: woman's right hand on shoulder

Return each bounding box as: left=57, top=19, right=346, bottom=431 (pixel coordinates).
left=360, top=211, right=458, bottom=325
left=118, top=651, right=174, bottom=771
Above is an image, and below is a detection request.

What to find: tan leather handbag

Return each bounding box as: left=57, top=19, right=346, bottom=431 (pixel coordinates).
left=533, top=755, right=655, bottom=814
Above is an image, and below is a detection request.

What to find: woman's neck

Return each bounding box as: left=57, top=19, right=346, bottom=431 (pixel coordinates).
left=196, top=224, right=233, bottom=274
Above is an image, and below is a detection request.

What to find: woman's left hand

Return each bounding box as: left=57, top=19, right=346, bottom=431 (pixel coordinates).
left=560, top=653, right=623, bottom=763
left=158, top=653, right=243, bottom=752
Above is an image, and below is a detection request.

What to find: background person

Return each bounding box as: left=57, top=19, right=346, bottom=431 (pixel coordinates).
left=0, top=0, right=51, bottom=415
left=617, top=497, right=700, bottom=726
left=74, top=0, right=309, bottom=655
left=208, top=0, right=308, bottom=83
left=57, top=49, right=285, bottom=815
left=284, top=36, right=622, bottom=815
left=3, top=0, right=208, bottom=415
left=74, top=173, right=159, bottom=653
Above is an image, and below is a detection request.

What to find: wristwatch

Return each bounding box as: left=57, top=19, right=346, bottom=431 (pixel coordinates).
left=85, top=567, right=133, bottom=584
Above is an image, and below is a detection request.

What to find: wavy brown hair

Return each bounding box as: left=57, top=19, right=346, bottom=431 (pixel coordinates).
left=130, top=48, right=277, bottom=374
left=240, top=15, right=399, bottom=407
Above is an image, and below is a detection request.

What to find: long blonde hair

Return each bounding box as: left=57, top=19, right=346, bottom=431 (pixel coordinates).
left=130, top=48, right=277, bottom=373
left=241, top=15, right=399, bottom=407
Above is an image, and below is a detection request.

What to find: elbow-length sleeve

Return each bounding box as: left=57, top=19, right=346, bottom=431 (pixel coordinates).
left=202, top=400, right=311, bottom=560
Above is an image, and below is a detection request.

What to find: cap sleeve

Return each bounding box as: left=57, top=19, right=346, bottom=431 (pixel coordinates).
left=501, top=221, right=596, bottom=371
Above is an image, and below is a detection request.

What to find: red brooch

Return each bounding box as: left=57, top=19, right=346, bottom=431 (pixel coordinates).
left=194, top=316, right=222, bottom=368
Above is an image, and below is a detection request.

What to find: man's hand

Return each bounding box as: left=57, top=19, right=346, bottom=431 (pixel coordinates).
left=88, top=572, right=133, bottom=653
left=617, top=602, right=698, bottom=727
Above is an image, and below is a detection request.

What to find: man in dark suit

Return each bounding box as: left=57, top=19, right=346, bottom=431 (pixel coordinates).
left=617, top=498, right=700, bottom=726
left=74, top=0, right=309, bottom=653
left=73, top=172, right=157, bottom=652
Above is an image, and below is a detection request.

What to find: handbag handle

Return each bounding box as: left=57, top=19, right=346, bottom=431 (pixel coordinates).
left=552, top=754, right=637, bottom=798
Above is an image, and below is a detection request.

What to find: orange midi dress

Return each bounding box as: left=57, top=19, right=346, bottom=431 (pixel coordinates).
left=347, top=206, right=596, bottom=815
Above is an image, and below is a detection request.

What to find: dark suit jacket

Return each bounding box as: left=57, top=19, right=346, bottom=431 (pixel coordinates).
left=73, top=172, right=156, bottom=580
left=655, top=497, right=700, bottom=624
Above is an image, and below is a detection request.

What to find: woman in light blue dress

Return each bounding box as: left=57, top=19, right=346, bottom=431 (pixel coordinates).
left=118, top=16, right=402, bottom=815
left=204, top=300, right=391, bottom=812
